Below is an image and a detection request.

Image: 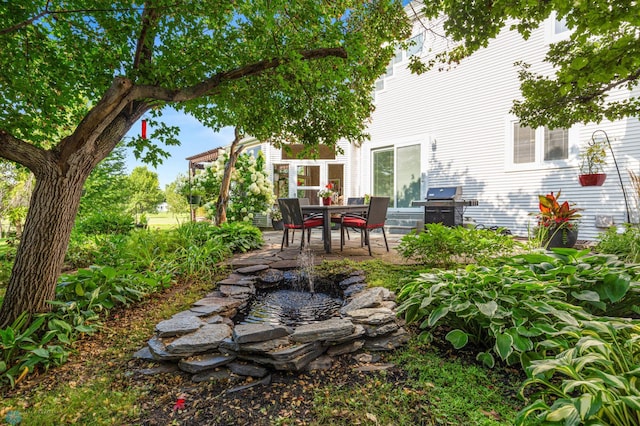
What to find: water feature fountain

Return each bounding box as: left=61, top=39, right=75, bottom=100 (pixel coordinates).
left=135, top=253, right=409, bottom=382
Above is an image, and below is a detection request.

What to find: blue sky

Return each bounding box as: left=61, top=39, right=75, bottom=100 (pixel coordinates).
left=125, top=109, right=234, bottom=189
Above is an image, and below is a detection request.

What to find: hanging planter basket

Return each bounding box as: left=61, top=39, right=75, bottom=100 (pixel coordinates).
left=578, top=173, right=607, bottom=187
left=187, top=195, right=202, bottom=205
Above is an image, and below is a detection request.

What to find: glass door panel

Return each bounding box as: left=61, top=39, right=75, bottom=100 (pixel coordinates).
left=372, top=149, right=394, bottom=200
left=296, top=165, right=321, bottom=204
left=396, top=145, right=421, bottom=207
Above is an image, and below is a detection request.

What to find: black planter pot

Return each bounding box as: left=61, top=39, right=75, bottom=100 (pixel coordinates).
left=272, top=219, right=284, bottom=230
left=544, top=227, right=578, bottom=249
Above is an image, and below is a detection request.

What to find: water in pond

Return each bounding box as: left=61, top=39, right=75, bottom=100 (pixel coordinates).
left=240, top=289, right=343, bottom=327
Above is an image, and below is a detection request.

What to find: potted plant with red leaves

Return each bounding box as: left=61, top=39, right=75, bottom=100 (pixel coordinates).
left=535, top=191, right=582, bottom=249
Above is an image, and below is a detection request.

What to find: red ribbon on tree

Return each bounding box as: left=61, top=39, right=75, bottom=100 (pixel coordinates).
left=141, top=119, right=147, bottom=139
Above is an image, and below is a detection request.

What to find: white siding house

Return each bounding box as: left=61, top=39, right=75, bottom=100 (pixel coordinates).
left=187, top=7, right=639, bottom=240
left=359, top=8, right=640, bottom=240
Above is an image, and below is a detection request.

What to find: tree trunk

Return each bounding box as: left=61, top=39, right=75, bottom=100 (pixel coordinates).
left=0, top=169, right=86, bottom=327
left=215, top=128, right=243, bottom=225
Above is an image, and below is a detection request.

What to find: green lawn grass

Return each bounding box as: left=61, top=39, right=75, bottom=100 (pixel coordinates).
left=145, top=212, right=190, bottom=229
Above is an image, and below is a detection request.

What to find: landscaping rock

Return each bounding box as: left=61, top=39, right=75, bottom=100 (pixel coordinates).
left=307, top=355, right=333, bottom=371
left=326, top=339, right=364, bottom=356
left=233, top=323, right=292, bottom=344
left=228, top=362, right=269, bottom=378
left=340, top=287, right=386, bottom=314
left=147, top=336, right=188, bottom=361
left=178, top=353, right=236, bottom=373
left=363, top=328, right=409, bottom=351
left=346, top=307, right=396, bottom=325
left=166, top=324, right=232, bottom=355
left=219, top=284, right=255, bottom=298
left=235, top=264, right=270, bottom=274
left=225, top=374, right=272, bottom=393
left=290, top=318, right=354, bottom=343
left=155, top=316, right=204, bottom=337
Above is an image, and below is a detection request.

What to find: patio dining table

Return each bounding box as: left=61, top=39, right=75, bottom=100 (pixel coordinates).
left=301, top=204, right=368, bottom=253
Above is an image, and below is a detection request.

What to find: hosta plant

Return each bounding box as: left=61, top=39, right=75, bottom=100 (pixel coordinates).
left=517, top=320, right=640, bottom=426
left=397, top=263, right=592, bottom=368
left=397, top=248, right=639, bottom=368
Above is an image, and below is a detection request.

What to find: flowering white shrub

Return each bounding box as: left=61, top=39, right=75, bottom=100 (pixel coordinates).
left=194, top=150, right=275, bottom=223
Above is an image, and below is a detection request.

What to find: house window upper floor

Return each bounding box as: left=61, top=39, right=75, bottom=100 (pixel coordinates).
left=374, top=32, right=425, bottom=92
left=507, top=120, right=578, bottom=171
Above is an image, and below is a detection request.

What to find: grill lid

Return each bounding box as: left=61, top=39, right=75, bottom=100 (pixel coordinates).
left=426, top=186, right=462, bottom=200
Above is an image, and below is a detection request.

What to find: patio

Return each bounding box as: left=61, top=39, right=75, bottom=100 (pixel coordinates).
left=226, top=229, right=407, bottom=268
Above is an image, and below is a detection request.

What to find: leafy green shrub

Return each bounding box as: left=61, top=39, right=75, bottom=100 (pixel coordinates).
left=74, top=211, right=134, bottom=235
left=0, top=313, right=70, bottom=387
left=517, top=320, right=640, bottom=426
left=397, top=223, right=517, bottom=267
left=596, top=224, right=640, bottom=263
left=65, top=230, right=99, bottom=269
left=207, top=221, right=263, bottom=253
left=397, top=263, right=591, bottom=368
left=397, top=249, right=640, bottom=368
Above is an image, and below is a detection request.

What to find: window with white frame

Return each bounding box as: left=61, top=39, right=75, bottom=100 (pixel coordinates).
left=374, top=32, right=425, bottom=92
left=511, top=122, right=569, bottom=166
left=546, top=11, right=572, bottom=42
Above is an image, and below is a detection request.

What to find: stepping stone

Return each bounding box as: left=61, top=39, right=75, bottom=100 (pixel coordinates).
left=235, top=264, right=269, bottom=274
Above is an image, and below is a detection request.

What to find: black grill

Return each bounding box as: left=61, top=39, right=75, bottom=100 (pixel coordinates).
left=412, top=186, right=478, bottom=227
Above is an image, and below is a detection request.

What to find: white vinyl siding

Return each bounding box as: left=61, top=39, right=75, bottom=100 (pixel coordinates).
left=362, top=8, right=640, bottom=240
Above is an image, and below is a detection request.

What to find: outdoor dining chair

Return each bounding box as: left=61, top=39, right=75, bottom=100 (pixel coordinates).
left=340, top=196, right=389, bottom=256
left=331, top=197, right=366, bottom=240
left=278, top=198, right=324, bottom=251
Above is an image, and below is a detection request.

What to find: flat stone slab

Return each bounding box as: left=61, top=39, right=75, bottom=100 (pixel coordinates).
left=363, top=328, right=409, bottom=351
left=340, top=287, right=387, bottom=314
left=339, top=276, right=366, bottom=289
left=326, top=339, right=365, bottom=356
left=147, top=336, right=188, bottom=361
left=325, top=324, right=366, bottom=345
left=219, top=284, right=255, bottom=298
left=166, top=324, right=232, bottom=355
left=193, top=296, right=243, bottom=310
left=228, top=362, right=269, bottom=378
left=155, top=316, right=204, bottom=337
left=178, top=353, right=236, bottom=373
left=346, top=308, right=397, bottom=325
left=235, top=264, right=270, bottom=274
left=233, top=323, right=292, bottom=344
left=363, top=321, right=399, bottom=337
left=132, top=346, right=156, bottom=361
left=237, top=337, right=292, bottom=353
left=291, top=318, right=354, bottom=343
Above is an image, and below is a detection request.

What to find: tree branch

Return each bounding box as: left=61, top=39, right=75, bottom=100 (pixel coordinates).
left=132, top=47, right=348, bottom=102
left=0, top=130, right=50, bottom=172
left=132, top=2, right=158, bottom=72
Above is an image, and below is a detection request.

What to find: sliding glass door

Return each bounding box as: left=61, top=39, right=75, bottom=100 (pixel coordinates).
left=372, top=144, right=421, bottom=208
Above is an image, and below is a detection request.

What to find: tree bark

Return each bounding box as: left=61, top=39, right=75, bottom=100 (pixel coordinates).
left=0, top=165, right=87, bottom=327
left=215, top=128, right=244, bottom=225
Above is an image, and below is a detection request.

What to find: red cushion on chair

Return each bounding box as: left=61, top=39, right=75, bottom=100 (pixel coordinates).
left=341, top=217, right=366, bottom=227
left=303, top=218, right=324, bottom=227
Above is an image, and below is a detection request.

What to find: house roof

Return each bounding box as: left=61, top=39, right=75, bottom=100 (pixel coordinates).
left=186, top=148, right=220, bottom=163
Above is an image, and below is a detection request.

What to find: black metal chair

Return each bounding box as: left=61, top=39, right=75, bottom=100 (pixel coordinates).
left=340, top=197, right=389, bottom=255
left=278, top=198, right=324, bottom=251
